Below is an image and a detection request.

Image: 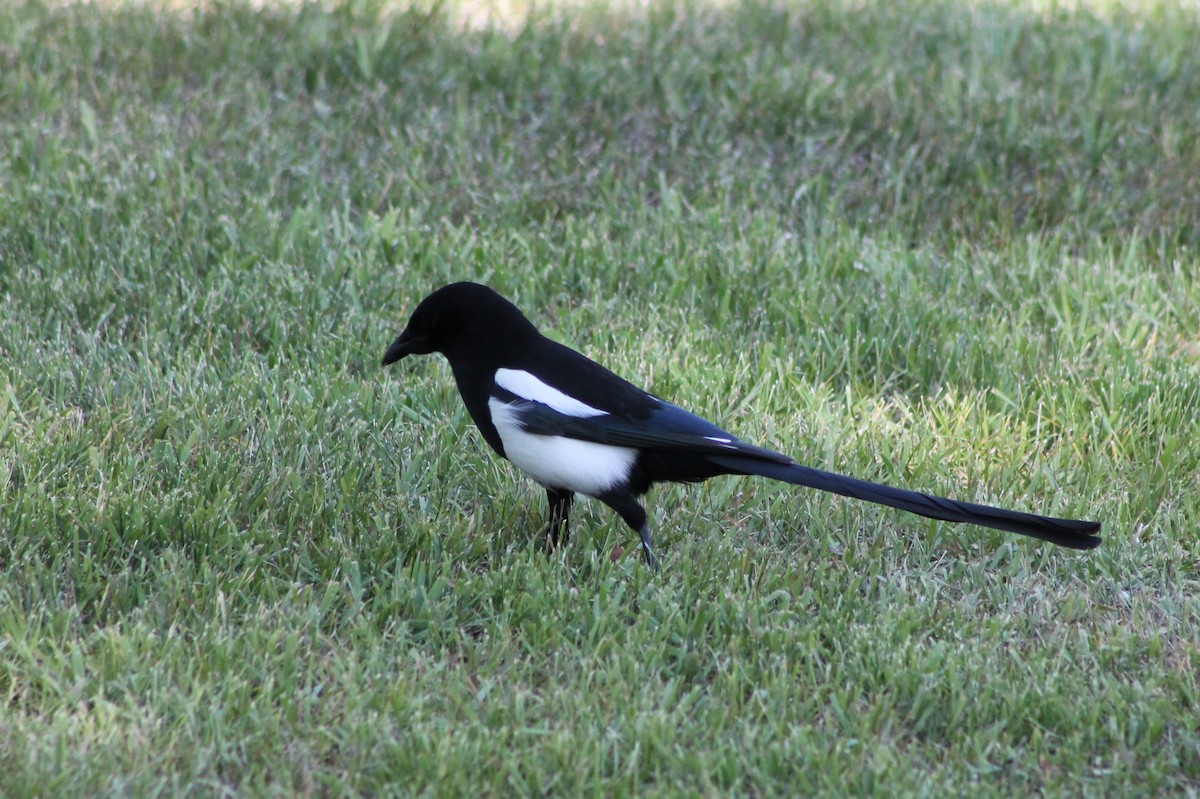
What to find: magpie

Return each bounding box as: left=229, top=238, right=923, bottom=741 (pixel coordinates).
left=382, top=282, right=1101, bottom=568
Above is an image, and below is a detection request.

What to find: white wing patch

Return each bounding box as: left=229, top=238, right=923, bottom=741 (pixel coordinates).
left=494, top=368, right=608, bottom=418
left=489, top=399, right=636, bottom=495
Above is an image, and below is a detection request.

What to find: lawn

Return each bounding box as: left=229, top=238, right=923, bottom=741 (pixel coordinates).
left=1, top=0, right=1198, bottom=795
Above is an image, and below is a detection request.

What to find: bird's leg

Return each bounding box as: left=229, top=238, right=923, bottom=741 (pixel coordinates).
left=598, top=491, right=659, bottom=571
left=545, top=488, right=574, bottom=550
left=637, top=523, right=660, bottom=572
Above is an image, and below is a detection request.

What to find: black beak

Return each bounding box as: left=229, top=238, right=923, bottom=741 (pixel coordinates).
left=382, top=332, right=430, bottom=366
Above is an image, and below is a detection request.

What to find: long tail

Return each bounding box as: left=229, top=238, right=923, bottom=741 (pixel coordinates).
left=709, top=455, right=1101, bottom=549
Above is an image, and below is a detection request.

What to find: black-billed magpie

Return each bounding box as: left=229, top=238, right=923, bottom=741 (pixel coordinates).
left=383, top=282, right=1101, bottom=567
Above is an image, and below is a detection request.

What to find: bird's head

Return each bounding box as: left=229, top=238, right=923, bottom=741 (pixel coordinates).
left=382, top=282, right=537, bottom=366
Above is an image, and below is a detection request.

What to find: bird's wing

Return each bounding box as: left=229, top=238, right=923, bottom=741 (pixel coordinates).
left=501, top=395, right=794, bottom=464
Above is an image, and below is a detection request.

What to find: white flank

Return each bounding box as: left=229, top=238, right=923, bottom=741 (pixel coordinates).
left=494, top=368, right=608, bottom=418
left=489, top=399, right=636, bottom=495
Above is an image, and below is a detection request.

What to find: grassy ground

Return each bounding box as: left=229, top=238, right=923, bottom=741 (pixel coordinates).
left=2, top=0, right=1199, bottom=795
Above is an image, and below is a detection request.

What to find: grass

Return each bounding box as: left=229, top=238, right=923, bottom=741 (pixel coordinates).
left=1, top=0, right=1199, bottom=794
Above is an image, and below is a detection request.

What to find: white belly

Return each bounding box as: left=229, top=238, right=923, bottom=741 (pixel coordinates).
left=488, top=399, right=637, bottom=495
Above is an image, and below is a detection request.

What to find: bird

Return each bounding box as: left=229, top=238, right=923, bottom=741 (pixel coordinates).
left=382, top=282, right=1101, bottom=568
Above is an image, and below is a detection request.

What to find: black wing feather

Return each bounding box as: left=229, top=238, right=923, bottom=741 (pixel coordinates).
left=503, top=396, right=793, bottom=463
